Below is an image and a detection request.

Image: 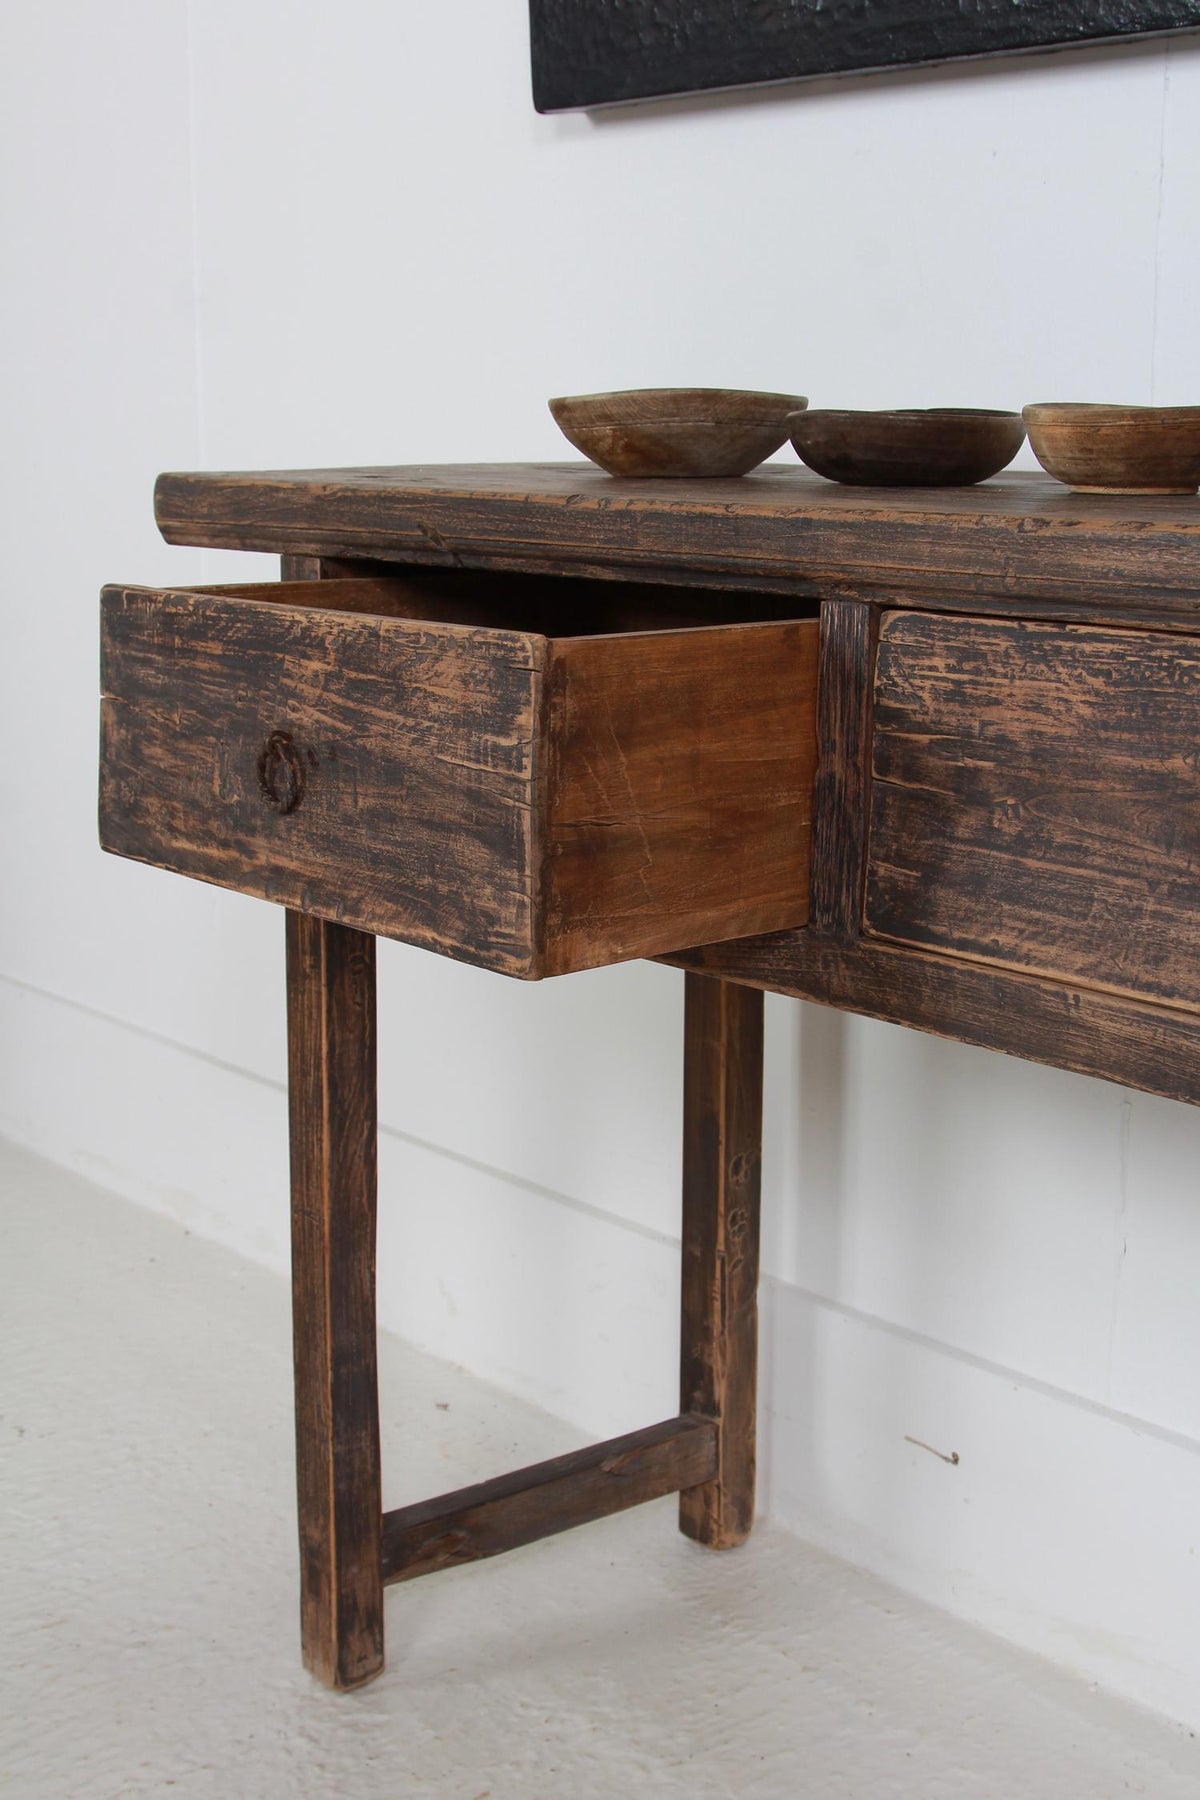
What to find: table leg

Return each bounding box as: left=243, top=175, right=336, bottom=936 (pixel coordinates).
left=679, top=972, right=765, bottom=1549
left=286, top=910, right=384, bottom=1688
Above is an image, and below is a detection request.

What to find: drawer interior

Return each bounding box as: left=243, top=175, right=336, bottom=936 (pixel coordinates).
left=101, top=568, right=819, bottom=977
left=206, top=565, right=819, bottom=637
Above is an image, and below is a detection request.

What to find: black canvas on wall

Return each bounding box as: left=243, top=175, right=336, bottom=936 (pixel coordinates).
left=529, top=1, right=1200, bottom=112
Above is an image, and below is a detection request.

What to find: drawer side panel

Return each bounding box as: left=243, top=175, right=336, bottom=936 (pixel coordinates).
left=544, top=620, right=818, bottom=974
left=865, top=611, right=1200, bottom=1012
left=100, top=586, right=545, bottom=976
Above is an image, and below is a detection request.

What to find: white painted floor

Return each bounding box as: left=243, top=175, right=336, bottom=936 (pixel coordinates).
left=4, top=1140, right=1200, bottom=1798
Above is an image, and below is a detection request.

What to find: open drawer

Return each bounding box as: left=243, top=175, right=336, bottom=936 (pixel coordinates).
left=99, top=569, right=818, bottom=977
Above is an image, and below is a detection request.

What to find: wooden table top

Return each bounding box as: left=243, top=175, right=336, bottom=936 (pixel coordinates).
left=155, top=462, right=1200, bottom=618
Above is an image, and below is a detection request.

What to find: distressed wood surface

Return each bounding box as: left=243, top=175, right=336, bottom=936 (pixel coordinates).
left=153, top=466, right=1200, bottom=622
left=100, top=579, right=546, bottom=975
left=809, top=599, right=876, bottom=934
left=100, top=577, right=816, bottom=977
left=680, top=974, right=764, bottom=1549
left=286, top=911, right=382, bottom=1689
left=381, top=1416, right=717, bottom=1584
left=544, top=619, right=817, bottom=974
left=530, top=0, right=1200, bottom=111
left=865, top=612, right=1200, bottom=1012
left=667, top=932, right=1200, bottom=1109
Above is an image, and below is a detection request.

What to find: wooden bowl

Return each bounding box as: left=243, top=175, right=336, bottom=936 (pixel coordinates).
left=1023, top=404, right=1200, bottom=495
left=788, top=408, right=1026, bottom=487
left=548, top=389, right=808, bottom=478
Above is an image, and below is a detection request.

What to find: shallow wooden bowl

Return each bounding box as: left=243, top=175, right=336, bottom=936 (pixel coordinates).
left=788, top=408, right=1026, bottom=487
left=1023, top=404, right=1200, bottom=495
left=548, top=388, right=808, bottom=478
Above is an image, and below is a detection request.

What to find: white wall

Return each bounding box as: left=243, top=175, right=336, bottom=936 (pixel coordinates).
left=4, top=0, right=1200, bottom=1728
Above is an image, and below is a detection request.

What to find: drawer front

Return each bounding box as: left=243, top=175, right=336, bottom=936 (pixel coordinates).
left=101, top=578, right=818, bottom=978
left=865, top=611, right=1200, bottom=1011
left=100, top=583, right=546, bottom=975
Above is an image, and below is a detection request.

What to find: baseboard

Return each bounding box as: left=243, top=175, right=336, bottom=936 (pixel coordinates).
left=0, top=973, right=677, bottom=1435
left=7, top=969, right=1200, bottom=1727
left=761, top=1274, right=1200, bottom=1727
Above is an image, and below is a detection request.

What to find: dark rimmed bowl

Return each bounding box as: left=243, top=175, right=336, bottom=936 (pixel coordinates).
left=1024, top=404, right=1200, bottom=495
left=788, top=408, right=1026, bottom=487
left=549, top=388, right=808, bottom=478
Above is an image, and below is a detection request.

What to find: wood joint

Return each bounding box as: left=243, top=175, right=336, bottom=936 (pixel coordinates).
left=381, top=1414, right=718, bottom=1585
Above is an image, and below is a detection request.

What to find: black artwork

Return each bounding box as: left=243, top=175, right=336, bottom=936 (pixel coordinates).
left=529, top=1, right=1200, bottom=112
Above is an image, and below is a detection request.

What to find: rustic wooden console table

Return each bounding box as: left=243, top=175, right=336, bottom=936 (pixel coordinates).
left=99, top=463, right=1200, bottom=1688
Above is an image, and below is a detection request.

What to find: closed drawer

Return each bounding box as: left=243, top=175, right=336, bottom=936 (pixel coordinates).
left=865, top=610, right=1200, bottom=1011
left=100, top=571, right=818, bottom=977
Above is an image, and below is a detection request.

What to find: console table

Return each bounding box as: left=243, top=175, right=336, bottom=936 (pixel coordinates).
left=99, top=463, right=1200, bottom=1688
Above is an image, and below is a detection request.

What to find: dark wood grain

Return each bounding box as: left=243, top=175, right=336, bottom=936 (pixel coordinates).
left=100, top=577, right=816, bottom=977
left=679, top=974, right=764, bottom=1549
left=529, top=0, right=1200, bottom=111
left=790, top=408, right=1025, bottom=488
left=154, top=466, right=1200, bottom=623
left=281, top=552, right=323, bottom=584
left=809, top=599, right=876, bottom=934
left=100, top=579, right=546, bottom=976
left=286, top=911, right=382, bottom=1690
left=381, top=1416, right=717, bottom=1583
left=668, top=932, right=1200, bottom=1109
left=866, top=612, right=1200, bottom=1012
